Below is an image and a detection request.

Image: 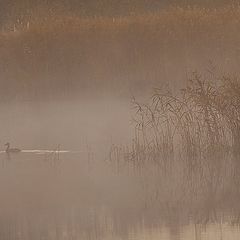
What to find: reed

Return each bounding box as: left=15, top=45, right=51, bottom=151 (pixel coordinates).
left=110, top=72, right=240, bottom=175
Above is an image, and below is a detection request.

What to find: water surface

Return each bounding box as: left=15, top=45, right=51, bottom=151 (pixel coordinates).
left=0, top=151, right=239, bottom=240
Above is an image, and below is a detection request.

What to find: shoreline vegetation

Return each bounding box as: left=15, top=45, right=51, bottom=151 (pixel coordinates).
left=1, top=5, right=240, bottom=100
left=111, top=72, right=240, bottom=167
left=109, top=72, right=240, bottom=222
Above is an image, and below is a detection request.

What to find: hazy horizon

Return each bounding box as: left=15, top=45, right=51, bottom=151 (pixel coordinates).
left=1, top=1, right=240, bottom=240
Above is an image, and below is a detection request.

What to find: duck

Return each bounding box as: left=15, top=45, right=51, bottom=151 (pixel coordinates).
left=5, top=143, right=21, bottom=153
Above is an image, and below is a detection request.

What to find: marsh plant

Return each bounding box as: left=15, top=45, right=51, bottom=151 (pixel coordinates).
left=107, top=72, right=240, bottom=224
left=110, top=72, right=240, bottom=174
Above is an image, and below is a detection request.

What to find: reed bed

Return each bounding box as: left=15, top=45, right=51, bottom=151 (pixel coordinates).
left=110, top=72, right=240, bottom=177
left=108, top=72, right=240, bottom=223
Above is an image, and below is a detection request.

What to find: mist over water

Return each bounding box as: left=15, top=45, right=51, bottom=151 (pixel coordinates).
left=1, top=3, right=240, bottom=240
left=0, top=99, right=132, bottom=150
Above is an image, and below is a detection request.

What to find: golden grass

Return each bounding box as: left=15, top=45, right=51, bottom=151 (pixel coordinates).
left=1, top=5, right=240, bottom=100
left=3, top=5, right=240, bottom=34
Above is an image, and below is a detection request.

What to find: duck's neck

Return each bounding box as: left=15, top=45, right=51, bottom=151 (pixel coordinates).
left=6, top=144, right=10, bottom=151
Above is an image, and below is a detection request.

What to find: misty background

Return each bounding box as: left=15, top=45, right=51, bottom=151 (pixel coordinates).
left=0, top=1, right=240, bottom=149
left=0, top=1, right=240, bottom=240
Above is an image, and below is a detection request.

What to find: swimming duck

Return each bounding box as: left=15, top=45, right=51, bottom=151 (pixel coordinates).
left=5, top=143, right=21, bottom=153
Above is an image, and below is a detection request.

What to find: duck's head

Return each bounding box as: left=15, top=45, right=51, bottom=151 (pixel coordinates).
left=4, top=142, right=10, bottom=147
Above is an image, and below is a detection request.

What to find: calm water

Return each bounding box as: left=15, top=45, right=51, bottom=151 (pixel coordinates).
left=0, top=151, right=239, bottom=240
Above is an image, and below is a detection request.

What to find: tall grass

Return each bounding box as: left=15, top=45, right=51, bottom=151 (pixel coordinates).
left=108, top=72, right=240, bottom=228
left=110, top=72, right=240, bottom=172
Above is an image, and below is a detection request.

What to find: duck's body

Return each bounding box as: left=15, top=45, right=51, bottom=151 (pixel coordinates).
left=5, top=143, right=21, bottom=153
